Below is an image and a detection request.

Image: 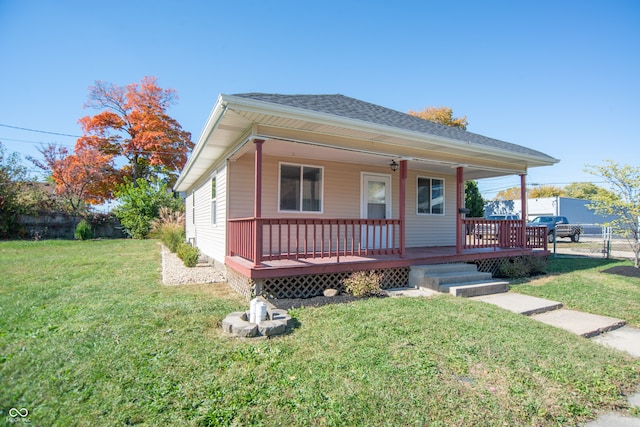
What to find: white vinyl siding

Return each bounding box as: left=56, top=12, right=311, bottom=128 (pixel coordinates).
left=405, top=170, right=455, bottom=247
left=227, top=153, right=456, bottom=249
left=187, top=166, right=227, bottom=264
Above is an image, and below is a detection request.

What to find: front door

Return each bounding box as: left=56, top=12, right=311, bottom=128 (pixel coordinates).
left=361, top=173, right=391, bottom=249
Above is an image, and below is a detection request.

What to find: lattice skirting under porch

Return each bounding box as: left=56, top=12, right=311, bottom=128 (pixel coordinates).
left=226, top=267, right=255, bottom=300
left=226, top=266, right=409, bottom=300
left=474, top=253, right=549, bottom=276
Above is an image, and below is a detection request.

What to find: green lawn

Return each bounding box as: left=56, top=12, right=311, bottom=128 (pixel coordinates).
left=1, top=240, right=639, bottom=426
left=512, top=257, right=640, bottom=328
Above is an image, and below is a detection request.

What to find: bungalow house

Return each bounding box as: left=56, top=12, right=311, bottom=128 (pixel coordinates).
left=174, top=93, right=558, bottom=299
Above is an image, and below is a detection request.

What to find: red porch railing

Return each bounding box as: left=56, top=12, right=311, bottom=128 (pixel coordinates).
left=228, top=217, right=402, bottom=265
left=462, top=219, right=548, bottom=251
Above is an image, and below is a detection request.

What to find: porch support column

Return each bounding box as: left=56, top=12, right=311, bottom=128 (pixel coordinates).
left=456, top=167, right=464, bottom=254
left=399, top=160, right=407, bottom=257
left=520, top=173, right=527, bottom=248
left=253, top=139, right=265, bottom=267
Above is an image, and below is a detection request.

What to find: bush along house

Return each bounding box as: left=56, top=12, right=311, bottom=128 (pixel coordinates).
left=173, top=94, right=558, bottom=299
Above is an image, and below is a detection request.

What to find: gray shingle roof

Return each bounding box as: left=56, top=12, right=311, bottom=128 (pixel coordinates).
left=232, top=93, right=556, bottom=160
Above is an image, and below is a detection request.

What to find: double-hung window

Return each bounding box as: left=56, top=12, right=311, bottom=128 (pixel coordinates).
left=417, top=176, right=444, bottom=215
left=279, top=163, right=323, bottom=213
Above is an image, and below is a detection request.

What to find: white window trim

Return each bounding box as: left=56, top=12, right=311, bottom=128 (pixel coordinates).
left=416, top=175, right=445, bottom=216
left=191, top=191, right=196, bottom=224
left=210, top=173, right=217, bottom=227
left=277, top=161, right=324, bottom=214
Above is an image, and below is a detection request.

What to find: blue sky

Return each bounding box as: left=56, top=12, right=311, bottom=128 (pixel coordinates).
left=1, top=0, right=638, bottom=199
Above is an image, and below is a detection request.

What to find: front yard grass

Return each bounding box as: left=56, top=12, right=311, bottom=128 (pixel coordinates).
left=512, top=257, right=640, bottom=328
left=1, top=240, right=639, bottom=426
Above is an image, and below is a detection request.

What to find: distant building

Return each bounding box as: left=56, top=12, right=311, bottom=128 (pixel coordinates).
left=484, top=196, right=617, bottom=224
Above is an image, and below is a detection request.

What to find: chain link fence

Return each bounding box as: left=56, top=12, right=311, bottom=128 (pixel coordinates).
left=551, top=223, right=635, bottom=259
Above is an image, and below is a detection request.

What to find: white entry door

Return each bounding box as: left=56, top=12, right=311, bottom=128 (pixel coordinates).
left=361, top=173, right=392, bottom=249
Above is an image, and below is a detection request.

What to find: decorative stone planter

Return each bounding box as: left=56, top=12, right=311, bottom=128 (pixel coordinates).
left=222, top=307, right=293, bottom=338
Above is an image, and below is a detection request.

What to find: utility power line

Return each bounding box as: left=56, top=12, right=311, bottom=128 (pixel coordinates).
left=0, top=123, right=81, bottom=138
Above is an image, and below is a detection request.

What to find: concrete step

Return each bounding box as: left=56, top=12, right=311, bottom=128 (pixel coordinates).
left=440, top=280, right=510, bottom=297
left=412, top=263, right=479, bottom=276
left=422, top=271, right=493, bottom=288
left=410, top=263, right=508, bottom=297
left=471, top=293, right=563, bottom=315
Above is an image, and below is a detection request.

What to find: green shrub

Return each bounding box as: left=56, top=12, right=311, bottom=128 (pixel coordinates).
left=497, top=256, right=548, bottom=279
left=149, top=207, right=186, bottom=252
left=177, top=242, right=199, bottom=267
left=343, top=270, right=383, bottom=297
left=161, top=226, right=185, bottom=253
left=114, top=178, right=183, bottom=239
left=74, top=219, right=93, bottom=240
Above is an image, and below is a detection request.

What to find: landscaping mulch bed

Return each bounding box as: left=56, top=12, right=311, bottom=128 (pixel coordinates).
left=602, top=265, right=640, bottom=278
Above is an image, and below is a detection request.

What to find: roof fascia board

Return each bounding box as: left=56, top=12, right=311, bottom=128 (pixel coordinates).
left=174, top=94, right=228, bottom=191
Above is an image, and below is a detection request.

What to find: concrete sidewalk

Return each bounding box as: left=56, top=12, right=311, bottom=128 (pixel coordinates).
left=471, top=292, right=640, bottom=426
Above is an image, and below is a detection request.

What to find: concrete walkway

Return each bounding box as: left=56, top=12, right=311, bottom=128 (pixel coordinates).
left=470, top=292, right=640, bottom=426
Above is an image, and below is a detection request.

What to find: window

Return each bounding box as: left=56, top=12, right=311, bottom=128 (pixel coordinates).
left=279, top=163, right=323, bottom=212
left=191, top=191, right=195, bottom=224
left=417, top=176, right=444, bottom=215
left=211, top=175, right=217, bottom=226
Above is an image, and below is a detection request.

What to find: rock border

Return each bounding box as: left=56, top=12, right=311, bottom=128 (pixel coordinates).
left=222, top=308, right=293, bottom=338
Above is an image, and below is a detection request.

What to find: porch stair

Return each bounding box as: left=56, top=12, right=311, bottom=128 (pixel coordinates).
left=409, top=263, right=509, bottom=297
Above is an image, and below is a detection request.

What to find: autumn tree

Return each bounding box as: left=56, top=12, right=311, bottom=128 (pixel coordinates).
left=77, top=76, right=193, bottom=187
left=408, top=106, right=468, bottom=130
left=564, top=182, right=611, bottom=200
left=29, top=144, right=116, bottom=212
left=529, top=185, right=565, bottom=198
left=493, top=187, right=522, bottom=201
left=585, top=161, right=640, bottom=268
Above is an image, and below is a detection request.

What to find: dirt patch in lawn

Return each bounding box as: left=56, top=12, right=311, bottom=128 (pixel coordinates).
left=602, top=265, right=640, bottom=278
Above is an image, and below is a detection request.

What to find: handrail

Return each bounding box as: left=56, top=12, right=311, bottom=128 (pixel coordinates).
left=462, top=218, right=547, bottom=250
left=229, top=217, right=402, bottom=265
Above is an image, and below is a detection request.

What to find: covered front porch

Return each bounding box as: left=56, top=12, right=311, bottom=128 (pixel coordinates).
left=221, top=138, right=550, bottom=299
left=225, top=239, right=549, bottom=299
left=227, top=240, right=548, bottom=280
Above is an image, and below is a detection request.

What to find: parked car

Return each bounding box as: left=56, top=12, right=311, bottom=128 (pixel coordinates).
left=474, top=215, right=520, bottom=239
left=527, top=216, right=583, bottom=243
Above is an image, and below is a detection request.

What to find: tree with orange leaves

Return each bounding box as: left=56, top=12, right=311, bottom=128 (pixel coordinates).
left=77, top=76, right=193, bottom=186
left=30, top=144, right=117, bottom=212
left=408, top=106, right=468, bottom=130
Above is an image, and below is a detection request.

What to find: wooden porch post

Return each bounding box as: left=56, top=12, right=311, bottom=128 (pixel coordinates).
left=456, top=166, right=464, bottom=254
left=253, top=139, right=265, bottom=267
left=399, top=160, right=407, bottom=257
left=520, top=173, right=527, bottom=248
